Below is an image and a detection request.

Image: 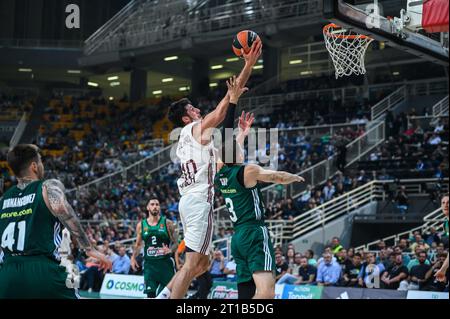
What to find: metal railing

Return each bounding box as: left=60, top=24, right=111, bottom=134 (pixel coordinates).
left=85, top=0, right=322, bottom=55
left=371, top=86, right=407, bottom=122
left=291, top=177, right=448, bottom=240
left=355, top=207, right=445, bottom=251
left=9, top=112, right=28, bottom=147
left=432, top=95, right=449, bottom=117
left=0, top=38, right=83, bottom=49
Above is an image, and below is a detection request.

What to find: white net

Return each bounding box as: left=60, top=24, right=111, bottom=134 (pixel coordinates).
left=323, top=23, right=374, bottom=78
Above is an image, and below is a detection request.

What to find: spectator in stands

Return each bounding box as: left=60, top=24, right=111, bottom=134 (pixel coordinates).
left=428, top=133, right=442, bottom=145
left=330, top=237, right=343, bottom=255
left=294, top=256, right=316, bottom=285
left=223, top=258, right=237, bottom=282
left=394, top=245, right=411, bottom=266
left=381, top=253, right=409, bottom=290
left=341, top=253, right=363, bottom=287
left=359, top=252, right=385, bottom=288
left=377, top=240, right=386, bottom=251
left=210, top=250, right=226, bottom=280
left=410, top=235, right=430, bottom=254
left=112, top=246, right=131, bottom=275
left=416, top=159, right=425, bottom=171
left=408, top=251, right=432, bottom=290
left=356, top=170, right=370, bottom=185
left=275, top=252, right=290, bottom=282
left=316, top=252, right=341, bottom=286
left=290, top=252, right=303, bottom=275
left=82, top=248, right=105, bottom=293
left=323, top=179, right=336, bottom=201
left=394, top=186, right=409, bottom=216
left=285, top=247, right=296, bottom=269
left=305, top=249, right=317, bottom=266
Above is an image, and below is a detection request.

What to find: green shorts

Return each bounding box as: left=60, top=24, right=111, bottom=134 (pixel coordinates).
left=231, top=225, right=276, bottom=284
left=143, top=257, right=176, bottom=296
left=0, top=255, right=78, bottom=299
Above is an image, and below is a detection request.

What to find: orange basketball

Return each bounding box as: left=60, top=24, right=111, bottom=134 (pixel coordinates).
left=232, top=30, right=261, bottom=57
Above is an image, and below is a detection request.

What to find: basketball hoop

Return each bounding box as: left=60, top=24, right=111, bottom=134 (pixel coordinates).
left=323, top=23, right=374, bottom=78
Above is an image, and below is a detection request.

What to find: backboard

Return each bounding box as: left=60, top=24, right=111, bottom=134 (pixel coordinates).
left=323, top=0, right=449, bottom=66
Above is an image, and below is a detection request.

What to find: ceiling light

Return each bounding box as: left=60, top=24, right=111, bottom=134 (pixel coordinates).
left=211, top=65, right=223, bottom=70
left=164, top=56, right=178, bottom=61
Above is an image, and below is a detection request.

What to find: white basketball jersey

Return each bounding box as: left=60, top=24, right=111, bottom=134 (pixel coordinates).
left=176, top=121, right=216, bottom=202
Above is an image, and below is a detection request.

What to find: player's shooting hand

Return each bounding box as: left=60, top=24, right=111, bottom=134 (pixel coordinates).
left=227, top=76, right=249, bottom=104
left=242, top=40, right=262, bottom=66
left=238, top=111, right=255, bottom=137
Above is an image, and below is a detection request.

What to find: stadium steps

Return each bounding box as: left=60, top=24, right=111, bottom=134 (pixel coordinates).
left=354, top=206, right=445, bottom=251
left=18, top=96, right=47, bottom=145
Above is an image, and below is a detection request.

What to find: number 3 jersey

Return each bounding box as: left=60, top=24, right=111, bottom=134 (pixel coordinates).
left=176, top=121, right=216, bottom=202
left=214, top=165, right=266, bottom=229
left=0, top=180, right=62, bottom=261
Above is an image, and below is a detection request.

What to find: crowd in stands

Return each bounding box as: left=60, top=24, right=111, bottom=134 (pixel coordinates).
left=361, top=110, right=449, bottom=180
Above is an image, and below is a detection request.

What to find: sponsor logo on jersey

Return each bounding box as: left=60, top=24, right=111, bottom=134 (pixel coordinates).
left=219, top=178, right=228, bottom=186
left=0, top=208, right=33, bottom=219
left=2, top=194, right=36, bottom=210
left=146, top=247, right=165, bottom=257
left=221, top=189, right=237, bottom=194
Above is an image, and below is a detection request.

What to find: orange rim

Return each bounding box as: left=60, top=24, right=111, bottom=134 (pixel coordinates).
left=323, top=23, right=372, bottom=40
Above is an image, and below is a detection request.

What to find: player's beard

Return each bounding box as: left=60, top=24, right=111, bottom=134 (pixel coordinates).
left=150, top=210, right=160, bottom=217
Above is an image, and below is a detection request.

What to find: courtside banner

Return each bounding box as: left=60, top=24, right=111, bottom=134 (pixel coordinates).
left=100, top=274, right=146, bottom=298
left=209, top=281, right=238, bottom=299
left=281, top=285, right=323, bottom=299
left=407, top=291, right=450, bottom=299
left=322, top=287, right=408, bottom=299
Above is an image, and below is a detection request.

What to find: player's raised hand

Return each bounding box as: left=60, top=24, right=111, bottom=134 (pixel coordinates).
left=238, top=111, right=255, bottom=137
left=227, top=75, right=249, bottom=104
left=242, top=39, right=262, bottom=66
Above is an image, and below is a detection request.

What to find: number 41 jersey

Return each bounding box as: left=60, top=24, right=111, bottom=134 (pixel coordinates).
left=215, top=165, right=266, bottom=229
left=176, top=121, right=216, bottom=202
left=0, top=180, right=62, bottom=261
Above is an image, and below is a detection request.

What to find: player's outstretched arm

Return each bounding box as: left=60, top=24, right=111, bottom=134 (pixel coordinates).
left=131, top=222, right=143, bottom=271
left=236, top=40, right=262, bottom=88
left=195, top=76, right=248, bottom=143
left=243, top=164, right=305, bottom=188
left=42, top=179, right=112, bottom=272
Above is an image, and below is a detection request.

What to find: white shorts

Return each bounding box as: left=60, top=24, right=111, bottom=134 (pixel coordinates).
left=179, top=194, right=214, bottom=255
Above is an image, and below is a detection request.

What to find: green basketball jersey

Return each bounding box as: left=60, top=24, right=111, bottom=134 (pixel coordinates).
left=0, top=180, right=62, bottom=261
left=215, top=165, right=266, bottom=229
left=142, top=216, right=171, bottom=260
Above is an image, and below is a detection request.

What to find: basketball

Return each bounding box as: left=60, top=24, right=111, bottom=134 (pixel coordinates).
left=232, top=30, right=261, bottom=57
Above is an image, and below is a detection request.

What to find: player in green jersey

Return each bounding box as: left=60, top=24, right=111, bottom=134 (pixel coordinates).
left=0, top=144, right=112, bottom=299
left=215, top=112, right=305, bottom=299
left=131, top=197, right=178, bottom=298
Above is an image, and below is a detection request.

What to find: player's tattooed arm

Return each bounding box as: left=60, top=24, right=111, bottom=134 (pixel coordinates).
left=42, top=179, right=112, bottom=271
left=243, top=164, right=305, bottom=188
left=166, top=220, right=179, bottom=254
left=42, top=179, right=91, bottom=250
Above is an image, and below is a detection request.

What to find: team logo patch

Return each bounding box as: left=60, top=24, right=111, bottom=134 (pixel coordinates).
left=220, top=178, right=228, bottom=186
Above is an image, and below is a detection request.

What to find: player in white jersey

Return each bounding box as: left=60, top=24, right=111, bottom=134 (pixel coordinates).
left=157, top=40, right=262, bottom=299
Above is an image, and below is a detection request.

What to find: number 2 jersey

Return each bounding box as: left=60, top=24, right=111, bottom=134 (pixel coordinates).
left=214, top=165, right=266, bottom=229
left=176, top=121, right=216, bottom=202
left=0, top=180, right=62, bottom=261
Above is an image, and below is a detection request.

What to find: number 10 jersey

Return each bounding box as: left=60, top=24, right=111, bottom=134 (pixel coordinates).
left=176, top=121, right=216, bottom=203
